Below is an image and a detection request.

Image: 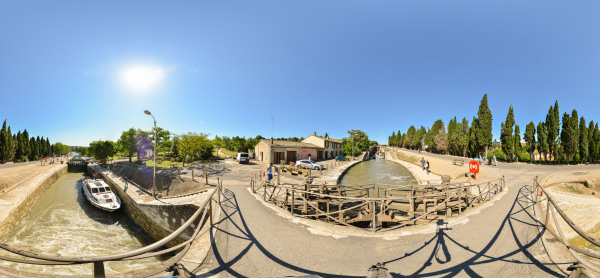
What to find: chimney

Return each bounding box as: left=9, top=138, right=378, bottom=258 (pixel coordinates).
left=271, top=137, right=273, bottom=144
left=313, top=132, right=317, bottom=136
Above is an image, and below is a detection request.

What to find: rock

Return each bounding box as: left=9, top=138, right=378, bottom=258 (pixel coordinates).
left=582, top=179, right=592, bottom=188
left=442, top=175, right=451, bottom=184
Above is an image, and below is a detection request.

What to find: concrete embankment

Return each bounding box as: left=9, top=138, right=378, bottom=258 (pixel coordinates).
left=384, top=150, right=441, bottom=184
left=313, top=152, right=367, bottom=185
left=0, top=164, right=67, bottom=237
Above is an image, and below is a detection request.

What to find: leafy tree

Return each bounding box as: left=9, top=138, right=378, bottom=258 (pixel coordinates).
left=405, top=126, right=416, bottom=149
left=175, top=132, right=214, bottom=165
left=426, top=120, right=445, bottom=153
left=579, top=117, right=589, bottom=163
left=117, top=128, right=137, bottom=163
left=151, top=127, right=171, bottom=154
left=88, top=140, right=116, bottom=163
left=560, top=110, right=579, bottom=164
left=537, top=122, right=548, bottom=163
left=433, top=127, right=448, bottom=154
left=213, top=135, right=225, bottom=148
left=342, top=130, right=371, bottom=156
left=22, top=129, right=30, bottom=159
left=458, top=117, right=469, bottom=157
left=524, top=121, right=536, bottom=163
left=476, top=94, right=493, bottom=157
left=500, top=106, right=515, bottom=162
left=171, top=137, right=180, bottom=158
left=29, top=137, right=38, bottom=160
left=467, top=116, right=478, bottom=157
left=135, top=130, right=153, bottom=162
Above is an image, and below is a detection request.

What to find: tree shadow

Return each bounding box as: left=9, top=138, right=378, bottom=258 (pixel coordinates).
left=199, top=185, right=570, bottom=277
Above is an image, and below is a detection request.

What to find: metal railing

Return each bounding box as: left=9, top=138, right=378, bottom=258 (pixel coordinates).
left=252, top=177, right=504, bottom=233
left=532, top=176, right=600, bottom=272
left=0, top=177, right=223, bottom=277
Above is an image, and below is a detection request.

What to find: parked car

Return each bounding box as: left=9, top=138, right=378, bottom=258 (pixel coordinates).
left=295, top=159, right=324, bottom=170
left=236, top=152, right=250, bottom=164
left=335, top=156, right=349, bottom=161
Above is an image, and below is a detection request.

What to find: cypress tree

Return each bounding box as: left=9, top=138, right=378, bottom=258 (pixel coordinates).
left=0, top=120, right=6, bottom=163
left=500, top=106, right=515, bottom=162
left=22, top=130, right=30, bottom=160
left=476, top=94, right=493, bottom=157
left=560, top=110, right=578, bottom=164
left=593, top=123, right=600, bottom=163
left=589, top=121, right=596, bottom=163
left=7, top=126, right=14, bottom=162
left=525, top=121, right=536, bottom=163
left=537, top=122, right=548, bottom=163
left=459, top=117, right=469, bottom=157
left=579, top=117, right=589, bottom=163
left=546, top=101, right=560, bottom=164
left=514, top=124, right=521, bottom=162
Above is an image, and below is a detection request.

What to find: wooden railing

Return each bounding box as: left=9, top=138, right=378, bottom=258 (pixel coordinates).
left=251, top=177, right=504, bottom=233
left=532, top=176, right=600, bottom=272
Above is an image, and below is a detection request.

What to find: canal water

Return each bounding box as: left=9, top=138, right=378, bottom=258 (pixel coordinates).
left=0, top=173, right=164, bottom=275
left=339, top=159, right=415, bottom=189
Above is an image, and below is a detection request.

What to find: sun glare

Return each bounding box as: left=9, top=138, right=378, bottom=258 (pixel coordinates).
left=121, top=66, right=165, bottom=90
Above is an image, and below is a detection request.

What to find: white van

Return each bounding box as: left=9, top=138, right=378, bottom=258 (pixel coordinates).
left=236, top=152, right=250, bottom=164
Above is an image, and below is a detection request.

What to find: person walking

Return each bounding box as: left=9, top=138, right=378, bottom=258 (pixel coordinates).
left=267, top=163, right=274, bottom=182
left=420, top=157, right=426, bottom=171
left=425, top=160, right=430, bottom=175
left=493, top=155, right=497, bottom=166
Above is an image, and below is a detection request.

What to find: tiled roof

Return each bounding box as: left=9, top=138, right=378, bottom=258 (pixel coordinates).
left=261, top=139, right=323, bottom=149
left=307, top=135, right=343, bottom=143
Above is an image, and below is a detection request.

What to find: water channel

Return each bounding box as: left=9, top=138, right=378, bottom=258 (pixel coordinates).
left=339, top=159, right=415, bottom=195
left=0, top=173, right=164, bottom=275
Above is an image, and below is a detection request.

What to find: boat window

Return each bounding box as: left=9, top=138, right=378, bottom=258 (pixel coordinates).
left=98, top=187, right=106, bottom=193
left=92, top=188, right=99, bottom=193
left=104, top=187, right=111, bottom=192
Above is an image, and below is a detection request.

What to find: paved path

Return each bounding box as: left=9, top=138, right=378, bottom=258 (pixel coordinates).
left=197, top=151, right=600, bottom=277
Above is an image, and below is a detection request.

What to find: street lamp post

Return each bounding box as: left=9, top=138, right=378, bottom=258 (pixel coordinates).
left=144, top=110, right=157, bottom=197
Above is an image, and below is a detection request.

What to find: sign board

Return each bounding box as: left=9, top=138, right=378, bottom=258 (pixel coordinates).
left=469, top=160, right=480, bottom=173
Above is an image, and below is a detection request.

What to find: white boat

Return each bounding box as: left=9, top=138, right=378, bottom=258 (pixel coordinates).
left=375, top=152, right=385, bottom=159
left=82, top=178, right=121, bottom=212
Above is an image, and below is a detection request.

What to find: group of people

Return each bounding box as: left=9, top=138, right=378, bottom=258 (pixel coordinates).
left=420, top=157, right=430, bottom=175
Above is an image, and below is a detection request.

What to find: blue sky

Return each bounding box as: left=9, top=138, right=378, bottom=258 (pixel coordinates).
left=2, top=1, right=600, bottom=146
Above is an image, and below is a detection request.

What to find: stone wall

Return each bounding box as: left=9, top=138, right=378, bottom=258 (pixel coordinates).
left=88, top=166, right=207, bottom=247
left=0, top=165, right=67, bottom=237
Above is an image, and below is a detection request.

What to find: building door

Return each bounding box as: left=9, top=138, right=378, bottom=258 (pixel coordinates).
left=274, top=152, right=284, bottom=164
left=317, top=151, right=323, bottom=160
left=286, top=151, right=296, bottom=163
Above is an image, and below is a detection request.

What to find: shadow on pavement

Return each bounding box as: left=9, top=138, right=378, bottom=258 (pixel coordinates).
left=199, top=185, right=570, bottom=277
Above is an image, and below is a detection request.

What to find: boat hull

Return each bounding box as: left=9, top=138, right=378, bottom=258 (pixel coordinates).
left=82, top=180, right=121, bottom=212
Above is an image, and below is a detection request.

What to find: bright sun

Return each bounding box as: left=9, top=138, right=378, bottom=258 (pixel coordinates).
left=121, top=66, right=165, bottom=90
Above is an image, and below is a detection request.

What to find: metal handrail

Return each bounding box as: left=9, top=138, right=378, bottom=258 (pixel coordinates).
left=532, top=176, right=600, bottom=272
left=0, top=169, right=223, bottom=277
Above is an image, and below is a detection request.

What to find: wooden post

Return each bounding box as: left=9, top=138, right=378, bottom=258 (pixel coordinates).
left=209, top=199, right=213, bottom=226
left=320, top=167, right=322, bottom=175
left=192, top=170, right=194, bottom=181
left=409, top=186, right=414, bottom=219
left=93, top=261, right=106, bottom=278
left=459, top=183, right=463, bottom=214
left=445, top=184, right=450, bottom=217
left=371, top=201, right=376, bottom=232
left=205, top=172, right=208, bottom=185
left=544, top=200, right=551, bottom=226
left=291, top=190, right=295, bottom=215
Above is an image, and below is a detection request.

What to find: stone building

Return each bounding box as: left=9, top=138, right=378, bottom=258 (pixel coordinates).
left=254, top=138, right=323, bottom=164
left=301, top=132, right=343, bottom=159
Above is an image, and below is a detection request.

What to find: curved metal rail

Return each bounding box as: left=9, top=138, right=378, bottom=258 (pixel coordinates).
left=251, top=176, right=504, bottom=232
left=0, top=170, right=223, bottom=278
left=532, top=176, right=600, bottom=272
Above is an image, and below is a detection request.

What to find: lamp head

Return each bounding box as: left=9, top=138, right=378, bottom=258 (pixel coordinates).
left=144, top=110, right=151, bottom=115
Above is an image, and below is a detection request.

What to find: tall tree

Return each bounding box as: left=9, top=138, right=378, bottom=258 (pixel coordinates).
left=427, top=120, right=445, bottom=153
left=524, top=121, right=536, bottom=163
left=579, top=117, right=589, bottom=163
left=459, top=117, right=470, bottom=157
left=560, top=110, right=579, bottom=164
left=117, top=128, right=137, bottom=163
left=537, top=122, right=548, bottom=163
left=7, top=126, right=14, bottom=162
left=500, top=106, right=515, bottom=162
left=0, top=120, right=7, bottom=163
left=476, top=94, right=493, bottom=157
left=22, top=129, right=30, bottom=160
left=546, top=101, right=560, bottom=164
left=514, top=125, right=521, bottom=162
left=593, top=123, right=600, bottom=163
left=88, top=140, right=116, bottom=163
left=589, top=121, right=596, bottom=163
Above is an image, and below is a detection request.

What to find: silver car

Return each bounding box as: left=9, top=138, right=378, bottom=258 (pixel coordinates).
left=295, top=159, right=324, bottom=170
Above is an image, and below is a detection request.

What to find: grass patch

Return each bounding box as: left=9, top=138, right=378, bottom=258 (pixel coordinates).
left=396, top=152, right=419, bottom=164
left=221, top=149, right=237, bottom=156
left=565, top=184, right=584, bottom=194
left=144, top=160, right=183, bottom=167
